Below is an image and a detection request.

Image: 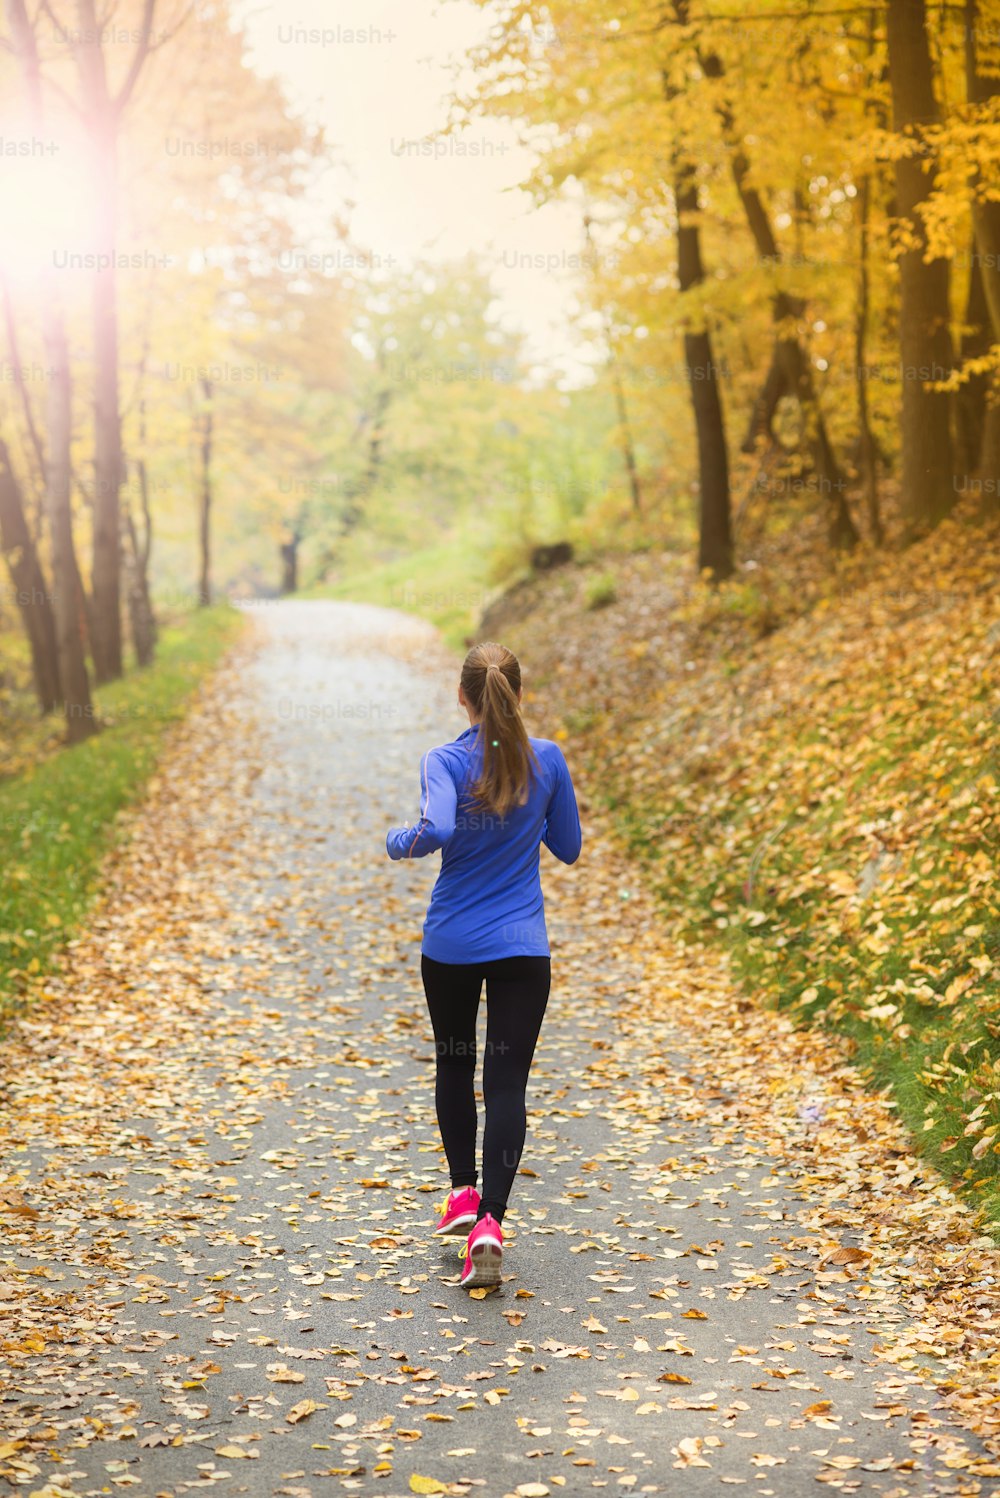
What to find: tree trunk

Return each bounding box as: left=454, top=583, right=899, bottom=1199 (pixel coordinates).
left=699, top=49, right=857, bottom=548
left=2, top=277, right=47, bottom=492
left=675, top=170, right=733, bottom=580
left=609, top=355, right=642, bottom=516
left=886, top=0, right=954, bottom=533
left=45, top=298, right=98, bottom=742
left=966, top=0, right=1000, bottom=333
left=979, top=399, right=1000, bottom=510
left=666, top=9, right=732, bottom=580
left=338, top=375, right=391, bottom=542
left=198, top=376, right=213, bottom=607
left=73, top=0, right=124, bottom=681
left=69, top=534, right=97, bottom=670
left=137, top=454, right=157, bottom=649
left=72, top=0, right=156, bottom=677
left=855, top=171, right=883, bottom=543
left=0, top=439, right=61, bottom=712
left=6, top=0, right=96, bottom=741
left=965, top=0, right=1000, bottom=498
left=280, top=530, right=300, bottom=594
left=955, top=243, right=990, bottom=478
left=88, top=111, right=124, bottom=681
left=772, top=302, right=858, bottom=548
left=742, top=347, right=786, bottom=453
left=122, top=453, right=156, bottom=667
left=123, top=517, right=155, bottom=666
left=582, top=212, right=643, bottom=515
left=363, top=384, right=391, bottom=497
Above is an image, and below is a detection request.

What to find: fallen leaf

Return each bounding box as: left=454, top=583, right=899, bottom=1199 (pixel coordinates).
left=286, top=1400, right=323, bottom=1424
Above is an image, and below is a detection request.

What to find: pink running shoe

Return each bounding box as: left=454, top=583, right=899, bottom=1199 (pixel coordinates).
left=433, top=1185, right=481, bottom=1236
left=460, top=1213, right=503, bottom=1288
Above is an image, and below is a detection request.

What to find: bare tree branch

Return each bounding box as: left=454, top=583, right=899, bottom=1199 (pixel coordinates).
left=1, top=276, right=48, bottom=487
left=114, top=0, right=156, bottom=113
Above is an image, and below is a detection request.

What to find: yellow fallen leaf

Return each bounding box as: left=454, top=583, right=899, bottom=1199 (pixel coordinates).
left=822, top=1246, right=869, bottom=1266
left=674, top=1435, right=711, bottom=1467
left=287, top=1400, right=322, bottom=1425
left=943, top=973, right=975, bottom=1004
left=0, top=1197, right=39, bottom=1221
left=410, top=1477, right=447, bottom=1495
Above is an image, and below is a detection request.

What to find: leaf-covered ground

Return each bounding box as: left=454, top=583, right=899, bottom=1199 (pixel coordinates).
left=2, top=600, right=999, bottom=1497
left=0, top=605, right=244, bottom=1013
left=494, top=506, right=1000, bottom=1234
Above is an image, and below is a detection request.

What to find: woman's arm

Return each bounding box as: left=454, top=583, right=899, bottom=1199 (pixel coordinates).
left=386, top=749, right=458, bottom=860
left=541, top=743, right=582, bottom=865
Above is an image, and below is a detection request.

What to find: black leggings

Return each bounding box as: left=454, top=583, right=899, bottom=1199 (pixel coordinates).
left=421, top=952, right=551, bottom=1225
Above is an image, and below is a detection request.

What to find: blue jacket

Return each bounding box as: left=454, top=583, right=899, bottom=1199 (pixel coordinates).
left=385, top=723, right=582, bottom=963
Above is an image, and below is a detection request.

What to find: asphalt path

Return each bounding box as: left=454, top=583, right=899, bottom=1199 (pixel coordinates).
left=2, top=600, right=995, bottom=1498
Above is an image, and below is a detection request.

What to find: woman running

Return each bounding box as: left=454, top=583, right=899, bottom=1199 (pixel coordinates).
left=385, top=641, right=582, bottom=1289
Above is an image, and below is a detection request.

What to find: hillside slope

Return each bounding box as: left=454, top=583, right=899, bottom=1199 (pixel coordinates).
left=492, top=505, right=1000, bottom=1227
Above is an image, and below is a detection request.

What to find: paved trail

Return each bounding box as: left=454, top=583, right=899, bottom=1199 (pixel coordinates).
left=2, top=602, right=998, bottom=1498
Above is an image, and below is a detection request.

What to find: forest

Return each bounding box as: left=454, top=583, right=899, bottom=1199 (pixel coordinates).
left=2, top=0, right=999, bottom=751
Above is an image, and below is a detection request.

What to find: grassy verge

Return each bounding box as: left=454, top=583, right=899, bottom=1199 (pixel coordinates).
left=492, top=510, right=1000, bottom=1238
left=0, top=604, right=245, bottom=1015
left=303, top=534, right=494, bottom=653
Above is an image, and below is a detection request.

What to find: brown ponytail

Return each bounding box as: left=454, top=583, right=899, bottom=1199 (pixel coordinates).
left=460, top=642, right=541, bottom=818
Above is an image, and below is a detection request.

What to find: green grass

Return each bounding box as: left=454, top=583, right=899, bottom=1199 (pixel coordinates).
left=594, top=751, right=1000, bottom=1236
left=584, top=572, right=618, bottom=610
left=728, top=880, right=1000, bottom=1233
left=0, top=604, right=245, bottom=1016
left=302, top=535, right=496, bottom=653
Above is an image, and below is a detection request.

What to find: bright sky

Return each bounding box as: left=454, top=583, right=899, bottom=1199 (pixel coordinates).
left=239, top=0, right=601, bottom=384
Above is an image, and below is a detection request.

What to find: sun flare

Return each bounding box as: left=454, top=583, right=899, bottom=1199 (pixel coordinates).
left=0, top=130, right=97, bottom=283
